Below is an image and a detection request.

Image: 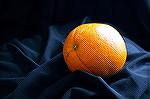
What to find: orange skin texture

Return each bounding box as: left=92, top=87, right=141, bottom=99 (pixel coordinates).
left=63, top=23, right=127, bottom=77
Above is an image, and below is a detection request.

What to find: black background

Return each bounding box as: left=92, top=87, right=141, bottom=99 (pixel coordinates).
left=0, top=0, right=150, bottom=50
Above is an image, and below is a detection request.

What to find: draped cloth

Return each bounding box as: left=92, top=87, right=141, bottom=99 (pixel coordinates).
left=0, top=18, right=150, bottom=99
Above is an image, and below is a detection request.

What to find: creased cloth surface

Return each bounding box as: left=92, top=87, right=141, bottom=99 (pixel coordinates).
left=0, top=18, right=150, bottom=99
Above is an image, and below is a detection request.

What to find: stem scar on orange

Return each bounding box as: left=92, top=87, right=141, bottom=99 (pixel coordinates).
left=63, top=23, right=127, bottom=77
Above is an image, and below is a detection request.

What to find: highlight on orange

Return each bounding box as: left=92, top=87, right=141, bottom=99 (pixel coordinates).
left=63, top=23, right=127, bottom=77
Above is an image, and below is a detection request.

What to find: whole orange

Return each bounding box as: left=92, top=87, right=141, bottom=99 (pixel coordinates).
left=63, top=23, right=127, bottom=77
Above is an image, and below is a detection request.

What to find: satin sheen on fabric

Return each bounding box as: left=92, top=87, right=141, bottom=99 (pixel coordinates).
left=0, top=18, right=149, bottom=99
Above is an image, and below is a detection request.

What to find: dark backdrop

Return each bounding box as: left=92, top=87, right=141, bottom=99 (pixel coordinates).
left=0, top=0, right=150, bottom=50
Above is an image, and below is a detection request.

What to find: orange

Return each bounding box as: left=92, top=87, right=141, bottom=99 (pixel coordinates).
left=63, top=23, right=127, bottom=77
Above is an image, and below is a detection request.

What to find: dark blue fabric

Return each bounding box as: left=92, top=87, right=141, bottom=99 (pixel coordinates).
left=0, top=18, right=150, bottom=99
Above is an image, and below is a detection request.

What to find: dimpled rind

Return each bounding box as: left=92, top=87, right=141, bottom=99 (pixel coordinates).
left=63, top=23, right=127, bottom=77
